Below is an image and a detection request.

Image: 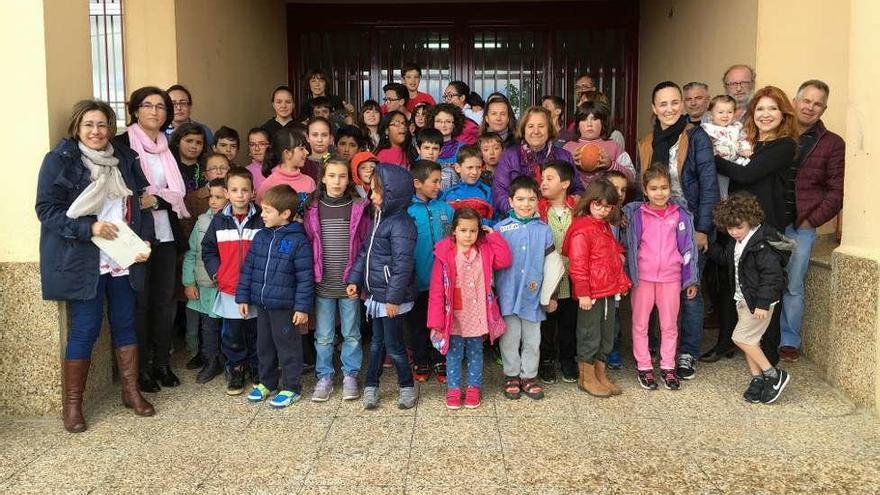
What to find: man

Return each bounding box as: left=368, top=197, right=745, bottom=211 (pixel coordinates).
left=165, top=84, right=213, bottom=145
left=683, top=82, right=710, bottom=124
left=722, top=65, right=756, bottom=123
left=400, top=62, right=435, bottom=112
left=778, top=80, right=845, bottom=362
left=574, top=73, right=597, bottom=106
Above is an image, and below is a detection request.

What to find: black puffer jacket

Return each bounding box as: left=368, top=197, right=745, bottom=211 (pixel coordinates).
left=707, top=224, right=794, bottom=312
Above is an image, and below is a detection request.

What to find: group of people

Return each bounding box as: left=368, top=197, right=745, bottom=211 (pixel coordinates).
left=36, top=62, right=844, bottom=433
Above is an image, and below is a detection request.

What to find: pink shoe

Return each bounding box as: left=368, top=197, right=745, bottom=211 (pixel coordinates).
left=446, top=388, right=462, bottom=409
left=464, top=386, right=481, bottom=409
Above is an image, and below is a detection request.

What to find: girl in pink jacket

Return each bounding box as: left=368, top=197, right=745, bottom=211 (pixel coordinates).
left=427, top=208, right=512, bottom=410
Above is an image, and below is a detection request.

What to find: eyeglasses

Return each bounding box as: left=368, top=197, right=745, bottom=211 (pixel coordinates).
left=591, top=201, right=614, bottom=211
left=725, top=80, right=753, bottom=89
left=442, top=93, right=461, bottom=99
left=139, top=102, right=167, bottom=112
left=81, top=122, right=109, bottom=131
left=383, top=97, right=403, bottom=103
left=575, top=85, right=596, bottom=92
left=248, top=142, right=270, bottom=148
left=205, top=166, right=230, bottom=173
left=171, top=100, right=190, bottom=108
left=388, top=120, right=407, bottom=128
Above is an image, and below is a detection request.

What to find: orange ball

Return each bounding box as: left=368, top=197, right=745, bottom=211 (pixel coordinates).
left=577, top=144, right=602, bottom=172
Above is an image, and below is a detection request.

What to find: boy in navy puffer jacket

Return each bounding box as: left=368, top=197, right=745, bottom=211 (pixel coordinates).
left=347, top=164, right=419, bottom=410
left=236, top=185, right=314, bottom=408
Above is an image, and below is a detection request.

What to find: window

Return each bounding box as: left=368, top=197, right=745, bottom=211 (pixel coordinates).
left=89, top=0, right=126, bottom=130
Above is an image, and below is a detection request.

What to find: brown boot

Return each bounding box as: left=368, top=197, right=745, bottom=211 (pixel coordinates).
left=62, top=359, right=90, bottom=433
left=595, top=360, right=622, bottom=395
left=577, top=361, right=611, bottom=398
left=115, top=345, right=155, bottom=417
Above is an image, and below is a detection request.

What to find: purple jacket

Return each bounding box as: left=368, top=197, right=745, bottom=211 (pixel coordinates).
left=491, top=143, right=583, bottom=216
left=621, top=200, right=699, bottom=289
left=303, top=198, right=371, bottom=284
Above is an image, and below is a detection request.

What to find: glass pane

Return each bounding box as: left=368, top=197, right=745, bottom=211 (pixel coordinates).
left=472, top=30, right=545, bottom=118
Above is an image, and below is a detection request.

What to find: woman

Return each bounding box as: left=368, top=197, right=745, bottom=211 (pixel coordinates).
left=300, top=68, right=346, bottom=120
left=479, top=93, right=518, bottom=148
left=113, top=86, right=191, bottom=393
left=637, top=81, right=719, bottom=379
left=261, top=85, right=297, bottom=136
left=491, top=106, right=584, bottom=215
left=36, top=99, right=156, bottom=432
left=375, top=110, right=413, bottom=168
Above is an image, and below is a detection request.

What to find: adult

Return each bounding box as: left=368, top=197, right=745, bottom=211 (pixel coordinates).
left=261, top=85, right=297, bottom=136
left=382, top=82, right=410, bottom=118
left=777, top=80, right=844, bottom=362
left=443, top=81, right=480, bottom=144
left=400, top=62, right=436, bottom=112
left=36, top=99, right=155, bottom=432
left=165, top=84, right=213, bottom=146
left=683, top=81, right=710, bottom=125
left=479, top=93, right=518, bottom=148
left=300, top=68, right=347, bottom=120
left=574, top=73, right=597, bottom=106
left=491, top=106, right=584, bottom=215
left=637, top=81, right=719, bottom=380
left=714, top=85, right=800, bottom=366
left=113, top=86, right=191, bottom=393
left=723, top=64, right=756, bottom=123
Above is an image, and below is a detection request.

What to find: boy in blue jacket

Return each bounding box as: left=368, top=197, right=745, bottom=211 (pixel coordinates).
left=407, top=160, right=454, bottom=383
left=236, top=185, right=315, bottom=408
left=440, top=145, right=495, bottom=226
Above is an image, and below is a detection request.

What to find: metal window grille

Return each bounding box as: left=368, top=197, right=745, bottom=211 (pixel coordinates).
left=89, top=0, right=126, bottom=130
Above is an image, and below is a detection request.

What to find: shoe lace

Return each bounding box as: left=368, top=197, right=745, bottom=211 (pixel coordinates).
left=664, top=370, right=677, bottom=382
left=641, top=370, right=655, bottom=382
left=677, top=354, right=694, bottom=368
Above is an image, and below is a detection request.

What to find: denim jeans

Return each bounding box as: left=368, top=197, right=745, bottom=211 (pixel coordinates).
left=365, top=316, right=414, bottom=388
left=780, top=224, right=817, bottom=349
left=446, top=335, right=484, bottom=389
left=66, top=274, right=137, bottom=359
left=678, top=252, right=707, bottom=358
left=315, top=296, right=363, bottom=380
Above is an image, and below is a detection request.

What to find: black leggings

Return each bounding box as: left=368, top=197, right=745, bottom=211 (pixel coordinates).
left=135, top=241, right=178, bottom=369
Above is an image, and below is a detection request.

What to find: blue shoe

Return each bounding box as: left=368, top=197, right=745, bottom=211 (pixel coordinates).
left=607, top=351, right=623, bottom=370
left=247, top=384, right=271, bottom=402
left=269, top=390, right=301, bottom=409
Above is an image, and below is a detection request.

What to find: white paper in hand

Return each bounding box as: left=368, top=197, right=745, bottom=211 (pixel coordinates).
left=91, top=221, right=150, bottom=269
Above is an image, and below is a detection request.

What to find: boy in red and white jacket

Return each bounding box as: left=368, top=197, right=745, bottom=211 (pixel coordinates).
left=202, top=167, right=264, bottom=396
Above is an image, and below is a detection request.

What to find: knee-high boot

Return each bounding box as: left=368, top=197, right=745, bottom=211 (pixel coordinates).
left=62, top=359, right=90, bottom=433
left=115, top=345, right=155, bottom=417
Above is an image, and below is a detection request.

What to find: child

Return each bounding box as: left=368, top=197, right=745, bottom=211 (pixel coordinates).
left=541, top=95, right=566, bottom=138
left=427, top=103, right=466, bottom=190
left=303, top=157, right=371, bottom=402
left=428, top=208, right=512, bottom=409
left=237, top=185, right=314, bottom=408
left=375, top=110, right=412, bottom=168
left=622, top=164, right=699, bottom=391
left=401, top=62, right=436, bottom=112
left=708, top=192, right=792, bottom=404
left=202, top=167, right=265, bottom=395
left=478, top=132, right=504, bottom=186
left=410, top=103, right=430, bottom=137
left=359, top=100, right=382, bottom=151
left=310, top=96, right=332, bottom=119
left=562, top=180, right=632, bottom=397
left=440, top=145, right=495, bottom=224
left=245, top=128, right=272, bottom=193
left=183, top=153, right=230, bottom=241
left=701, top=95, right=752, bottom=199
left=563, top=101, right=635, bottom=188
left=407, top=160, right=455, bottom=383
left=495, top=176, right=555, bottom=400
left=261, top=85, right=296, bottom=136
left=170, top=122, right=207, bottom=193
left=306, top=117, right=334, bottom=181
left=416, top=128, right=443, bottom=163
left=350, top=151, right=377, bottom=199
left=346, top=164, right=419, bottom=410
left=537, top=160, right=579, bottom=384
left=213, top=126, right=240, bottom=165
left=257, top=129, right=316, bottom=202
left=602, top=170, right=630, bottom=370
left=335, top=125, right=366, bottom=161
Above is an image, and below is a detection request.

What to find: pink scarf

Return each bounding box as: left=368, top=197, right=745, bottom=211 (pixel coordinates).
left=127, top=123, right=190, bottom=218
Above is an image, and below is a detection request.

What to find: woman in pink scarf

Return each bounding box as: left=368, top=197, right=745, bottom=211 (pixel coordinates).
left=113, top=86, right=190, bottom=394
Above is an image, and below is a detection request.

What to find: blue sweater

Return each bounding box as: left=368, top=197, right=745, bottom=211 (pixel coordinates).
left=440, top=180, right=496, bottom=226
left=407, top=195, right=454, bottom=292
left=235, top=222, right=314, bottom=312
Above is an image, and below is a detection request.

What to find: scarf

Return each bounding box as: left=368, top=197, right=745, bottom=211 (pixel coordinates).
left=67, top=142, right=132, bottom=219
left=127, top=123, right=190, bottom=218
left=649, top=114, right=688, bottom=167
left=519, top=142, right=556, bottom=183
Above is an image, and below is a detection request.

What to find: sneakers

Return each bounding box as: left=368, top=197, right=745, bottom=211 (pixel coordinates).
left=311, top=377, right=333, bottom=402
left=413, top=364, right=432, bottom=383
left=196, top=356, right=224, bottom=384
left=247, top=383, right=272, bottom=402
left=676, top=354, right=696, bottom=380
left=464, top=386, right=481, bottom=409
left=606, top=351, right=623, bottom=370
left=446, top=387, right=462, bottom=410
left=363, top=386, right=379, bottom=410
left=341, top=375, right=360, bottom=400
left=660, top=368, right=680, bottom=390
left=433, top=362, right=447, bottom=384
left=560, top=361, right=579, bottom=383
left=637, top=369, right=658, bottom=390
left=186, top=353, right=205, bottom=370
left=743, top=377, right=764, bottom=403
left=226, top=365, right=246, bottom=395
left=398, top=386, right=418, bottom=409
left=779, top=346, right=800, bottom=362
left=760, top=369, right=791, bottom=404
left=269, top=390, right=301, bottom=409
left=539, top=360, right=557, bottom=384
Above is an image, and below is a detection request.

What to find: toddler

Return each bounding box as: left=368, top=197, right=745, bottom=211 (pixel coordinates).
left=701, top=95, right=752, bottom=198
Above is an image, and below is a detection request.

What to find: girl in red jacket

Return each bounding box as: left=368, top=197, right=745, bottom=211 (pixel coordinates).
left=428, top=208, right=512, bottom=409
left=562, top=179, right=631, bottom=398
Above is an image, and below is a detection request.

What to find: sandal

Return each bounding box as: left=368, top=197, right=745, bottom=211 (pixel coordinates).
left=503, top=376, right=521, bottom=400
left=521, top=378, right=545, bottom=400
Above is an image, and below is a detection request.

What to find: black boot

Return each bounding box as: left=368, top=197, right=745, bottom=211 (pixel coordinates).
left=186, top=353, right=205, bottom=370
left=152, top=365, right=181, bottom=387
left=196, top=356, right=224, bottom=384
left=138, top=369, right=161, bottom=393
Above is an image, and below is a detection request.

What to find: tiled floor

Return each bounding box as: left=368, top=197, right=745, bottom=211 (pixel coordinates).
left=2, top=346, right=879, bottom=494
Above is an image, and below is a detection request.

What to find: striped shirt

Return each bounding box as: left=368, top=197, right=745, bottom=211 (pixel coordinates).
left=316, top=200, right=352, bottom=298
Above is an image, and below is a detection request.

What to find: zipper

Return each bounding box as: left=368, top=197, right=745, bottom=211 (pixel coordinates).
left=260, top=229, right=277, bottom=306
left=424, top=202, right=436, bottom=246
left=365, top=208, right=381, bottom=293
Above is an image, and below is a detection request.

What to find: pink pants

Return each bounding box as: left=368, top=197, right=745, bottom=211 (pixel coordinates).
left=631, top=281, right=681, bottom=371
